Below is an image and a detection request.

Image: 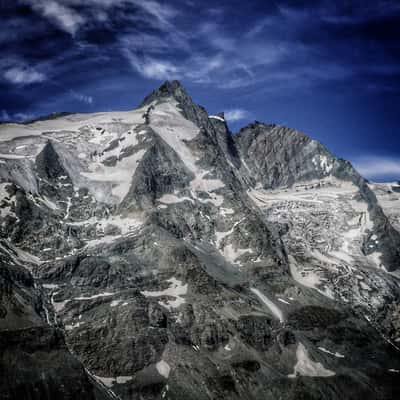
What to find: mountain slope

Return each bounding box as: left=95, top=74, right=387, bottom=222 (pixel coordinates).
left=0, top=81, right=399, bottom=399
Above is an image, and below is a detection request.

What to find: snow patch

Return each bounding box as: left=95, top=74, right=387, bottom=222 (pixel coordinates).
left=110, top=299, right=122, bottom=307
left=318, top=347, right=345, bottom=358
left=150, top=102, right=225, bottom=207
left=116, top=376, right=133, bottom=384
left=288, top=343, right=335, bottom=378
left=250, top=287, right=284, bottom=323
left=220, top=207, right=235, bottom=216
left=43, top=283, right=59, bottom=289
left=92, top=374, right=133, bottom=386
left=81, top=147, right=146, bottom=202
left=156, top=360, right=171, bottom=378
left=141, top=277, right=188, bottom=310
left=65, top=321, right=84, bottom=331
left=159, top=193, right=194, bottom=204
left=67, top=213, right=143, bottom=247
left=53, top=299, right=70, bottom=312
left=312, top=155, right=333, bottom=174
left=221, top=244, right=253, bottom=266
left=12, top=246, right=41, bottom=267
left=208, top=115, right=225, bottom=122
left=288, top=255, right=332, bottom=298
left=93, top=376, right=115, bottom=388
left=39, top=196, right=59, bottom=210
left=74, top=291, right=114, bottom=301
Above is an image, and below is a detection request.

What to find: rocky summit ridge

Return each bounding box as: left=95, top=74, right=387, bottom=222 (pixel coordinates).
left=0, top=80, right=400, bottom=399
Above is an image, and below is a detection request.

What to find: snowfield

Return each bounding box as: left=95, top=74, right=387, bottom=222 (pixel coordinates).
left=288, top=343, right=335, bottom=378
left=141, top=277, right=188, bottom=310
left=249, top=177, right=390, bottom=308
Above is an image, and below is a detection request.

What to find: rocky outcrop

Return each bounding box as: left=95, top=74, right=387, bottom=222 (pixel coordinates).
left=0, top=244, right=110, bottom=400
left=0, top=326, right=101, bottom=400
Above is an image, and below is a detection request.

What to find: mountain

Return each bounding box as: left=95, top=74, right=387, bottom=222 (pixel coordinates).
left=0, top=80, right=400, bottom=400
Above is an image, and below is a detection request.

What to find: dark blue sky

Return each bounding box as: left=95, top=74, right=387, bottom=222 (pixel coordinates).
left=1, top=1, right=399, bottom=180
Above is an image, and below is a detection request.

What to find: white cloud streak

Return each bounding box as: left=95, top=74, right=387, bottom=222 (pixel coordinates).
left=132, top=0, right=179, bottom=31
left=27, top=0, right=84, bottom=35
left=15, top=0, right=398, bottom=95
left=224, top=109, right=249, bottom=121
left=21, top=0, right=345, bottom=91
left=25, top=0, right=181, bottom=37
left=3, top=66, right=46, bottom=85
left=352, top=156, right=400, bottom=180
left=124, top=51, right=179, bottom=80
left=1, top=110, right=10, bottom=121
left=69, top=90, right=93, bottom=104
left=0, top=110, right=35, bottom=122
left=13, top=112, right=36, bottom=122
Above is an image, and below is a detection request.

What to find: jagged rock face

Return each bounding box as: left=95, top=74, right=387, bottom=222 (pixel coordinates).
left=121, top=131, right=194, bottom=210
left=1, top=81, right=400, bottom=399
left=0, top=242, right=110, bottom=400
left=235, top=121, right=370, bottom=191
left=140, top=80, right=209, bottom=129
left=0, top=326, right=101, bottom=400
left=235, top=122, right=330, bottom=188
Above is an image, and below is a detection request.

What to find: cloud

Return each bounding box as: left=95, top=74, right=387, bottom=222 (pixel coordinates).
left=124, top=51, right=179, bottom=80
left=13, top=112, right=36, bottom=122
left=224, top=109, right=249, bottom=121
left=141, top=60, right=179, bottom=80
left=18, top=0, right=395, bottom=95
left=120, top=33, right=172, bottom=53
left=0, top=109, right=35, bottom=122
left=3, top=66, right=46, bottom=85
left=27, top=0, right=85, bottom=35
left=69, top=90, right=93, bottom=104
left=352, top=156, right=400, bottom=180
left=1, top=110, right=10, bottom=121
left=124, top=50, right=227, bottom=86
left=184, top=55, right=224, bottom=83
left=132, top=0, right=179, bottom=31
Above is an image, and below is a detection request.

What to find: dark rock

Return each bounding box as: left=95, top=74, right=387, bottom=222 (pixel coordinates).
left=288, top=306, right=344, bottom=330
left=236, top=315, right=273, bottom=351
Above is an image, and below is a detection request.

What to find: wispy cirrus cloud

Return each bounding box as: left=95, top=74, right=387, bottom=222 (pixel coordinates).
left=24, top=0, right=182, bottom=37
left=13, top=112, right=36, bottom=122
left=69, top=90, right=93, bottom=105
left=0, top=109, right=36, bottom=122
left=12, top=0, right=398, bottom=95
left=132, top=0, right=180, bottom=31
left=25, top=0, right=84, bottom=35
left=123, top=49, right=225, bottom=82
left=3, top=65, right=46, bottom=85
left=352, top=156, right=400, bottom=180
left=124, top=52, right=179, bottom=80
left=1, top=110, right=10, bottom=121
left=224, top=109, right=249, bottom=122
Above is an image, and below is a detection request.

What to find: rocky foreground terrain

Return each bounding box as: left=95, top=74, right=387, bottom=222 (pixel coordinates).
left=1, top=81, right=400, bottom=399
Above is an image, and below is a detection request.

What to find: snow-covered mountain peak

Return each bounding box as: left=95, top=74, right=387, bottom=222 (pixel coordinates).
left=1, top=81, right=400, bottom=400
